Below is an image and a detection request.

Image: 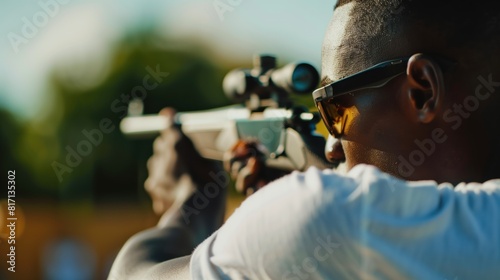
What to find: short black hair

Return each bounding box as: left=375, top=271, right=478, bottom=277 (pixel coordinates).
left=332, top=0, right=500, bottom=67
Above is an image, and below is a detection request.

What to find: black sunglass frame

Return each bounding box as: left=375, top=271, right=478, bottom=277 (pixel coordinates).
left=313, top=55, right=455, bottom=137
left=313, top=57, right=410, bottom=102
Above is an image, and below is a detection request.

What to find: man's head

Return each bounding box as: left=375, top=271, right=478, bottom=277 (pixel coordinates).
left=320, top=0, right=500, bottom=183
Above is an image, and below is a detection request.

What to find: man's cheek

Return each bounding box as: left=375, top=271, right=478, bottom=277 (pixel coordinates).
left=342, top=106, right=361, bottom=138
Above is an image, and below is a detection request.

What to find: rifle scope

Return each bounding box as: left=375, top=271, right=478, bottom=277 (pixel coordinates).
left=222, top=55, right=320, bottom=104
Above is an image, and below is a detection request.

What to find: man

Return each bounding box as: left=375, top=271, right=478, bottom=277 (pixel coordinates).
left=108, top=1, right=500, bottom=279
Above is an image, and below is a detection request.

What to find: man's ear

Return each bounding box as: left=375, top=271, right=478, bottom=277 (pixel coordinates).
left=404, top=53, right=446, bottom=123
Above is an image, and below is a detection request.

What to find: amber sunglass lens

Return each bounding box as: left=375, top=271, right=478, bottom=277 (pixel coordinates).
left=317, top=99, right=341, bottom=137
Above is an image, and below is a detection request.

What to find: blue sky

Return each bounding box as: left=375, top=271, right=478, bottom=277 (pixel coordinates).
left=0, top=0, right=335, bottom=119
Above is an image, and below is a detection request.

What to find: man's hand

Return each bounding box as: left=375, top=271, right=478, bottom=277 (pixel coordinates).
left=145, top=108, right=222, bottom=216
left=224, top=140, right=290, bottom=196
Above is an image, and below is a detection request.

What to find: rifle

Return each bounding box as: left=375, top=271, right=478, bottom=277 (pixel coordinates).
left=120, top=55, right=337, bottom=172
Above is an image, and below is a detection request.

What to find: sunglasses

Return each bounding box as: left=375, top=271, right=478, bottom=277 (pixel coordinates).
left=312, top=55, right=454, bottom=138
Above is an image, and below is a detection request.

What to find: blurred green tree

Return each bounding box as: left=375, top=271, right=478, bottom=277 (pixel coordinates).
left=17, top=32, right=232, bottom=204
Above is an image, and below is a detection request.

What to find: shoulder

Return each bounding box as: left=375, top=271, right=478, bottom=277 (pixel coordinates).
left=191, top=166, right=358, bottom=278
left=190, top=165, right=500, bottom=279
left=190, top=165, right=420, bottom=278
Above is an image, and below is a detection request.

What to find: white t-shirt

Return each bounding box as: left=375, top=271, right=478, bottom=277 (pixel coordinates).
left=190, top=164, right=500, bottom=279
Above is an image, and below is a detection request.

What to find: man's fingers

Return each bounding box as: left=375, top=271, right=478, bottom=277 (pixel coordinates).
left=225, top=140, right=290, bottom=196
left=159, top=107, right=177, bottom=118
left=225, top=140, right=261, bottom=194
left=234, top=157, right=262, bottom=194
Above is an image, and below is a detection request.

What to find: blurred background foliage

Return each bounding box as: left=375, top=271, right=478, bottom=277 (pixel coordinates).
left=3, top=32, right=236, bottom=202
left=1, top=30, right=320, bottom=203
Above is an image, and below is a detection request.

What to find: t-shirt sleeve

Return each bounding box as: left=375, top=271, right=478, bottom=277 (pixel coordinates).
left=190, top=166, right=354, bottom=279
left=189, top=165, right=500, bottom=280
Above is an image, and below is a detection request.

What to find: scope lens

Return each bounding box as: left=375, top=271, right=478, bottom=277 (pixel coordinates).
left=292, top=64, right=317, bottom=92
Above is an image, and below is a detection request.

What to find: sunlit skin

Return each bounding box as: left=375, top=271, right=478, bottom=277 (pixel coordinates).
left=322, top=2, right=500, bottom=184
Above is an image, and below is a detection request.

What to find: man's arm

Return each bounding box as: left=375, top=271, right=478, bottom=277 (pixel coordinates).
left=108, top=190, right=225, bottom=280
left=108, top=109, right=228, bottom=280
left=108, top=230, right=192, bottom=280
